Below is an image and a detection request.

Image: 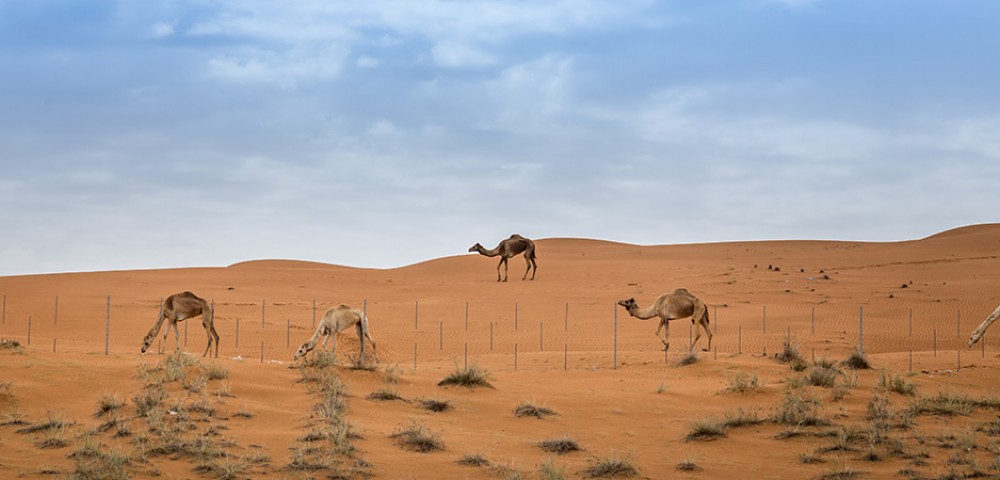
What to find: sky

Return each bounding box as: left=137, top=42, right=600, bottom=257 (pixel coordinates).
left=1, top=0, right=998, bottom=276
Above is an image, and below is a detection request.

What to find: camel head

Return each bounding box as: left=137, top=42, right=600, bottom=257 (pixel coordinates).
left=468, top=243, right=483, bottom=253
left=617, top=298, right=638, bottom=312
left=140, top=334, right=155, bottom=354
left=293, top=344, right=310, bottom=361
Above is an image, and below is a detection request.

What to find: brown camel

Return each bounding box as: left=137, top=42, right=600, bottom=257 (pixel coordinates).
left=294, top=305, right=377, bottom=363
left=617, top=288, right=712, bottom=352
left=141, top=291, right=219, bottom=358
left=468, top=234, right=538, bottom=282
left=967, top=304, right=1000, bottom=348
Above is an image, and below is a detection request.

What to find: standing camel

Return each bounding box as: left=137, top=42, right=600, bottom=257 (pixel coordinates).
left=294, top=305, right=377, bottom=364
left=468, top=234, right=538, bottom=282
left=141, top=291, right=220, bottom=358
left=617, top=288, right=712, bottom=352
left=967, top=304, right=1000, bottom=348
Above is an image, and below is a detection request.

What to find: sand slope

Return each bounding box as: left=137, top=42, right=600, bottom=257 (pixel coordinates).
left=1, top=224, right=999, bottom=479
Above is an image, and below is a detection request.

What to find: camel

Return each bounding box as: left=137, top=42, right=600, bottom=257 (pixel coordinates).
left=967, top=304, right=1000, bottom=348
left=294, top=304, right=377, bottom=363
left=141, top=291, right=219, bottom=358
left=468, top=234, right=538, bottom=282
left=617, top=288, right=712, bottom=352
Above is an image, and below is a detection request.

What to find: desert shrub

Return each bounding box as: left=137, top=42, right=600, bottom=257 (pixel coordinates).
left=71, top=445, right=132, bottom=480
left=723, top=372, right=761, bottom=394
left=772, top=390, right=829, bottom=427
left=204, top=363, right=228, bottom=380
left=538, top=437, right=582, bottom=454
left=384, top=364, right=401, bottom=384
left=907, top=392, right=977, bottom=417
left=776, top=338, right=803, bottom=364
left=301, top=350, right=338, bottom=369
left=514, top=400, right=557, bottom=419
left=842, top=349, right=870, bottom=370
left=806, top=364, right=842, bottom=388
left=133, top=386, right=164, bottom=417
left=817, top=464, right=864, bottom=480
left=390, top=421, right=444, bottom=453
left=457, top=452, right=491, bottom=467
left=877, top=369, right=916, bottom=396
left=94, top=394, right=124, bottom=418
left=438, top=364, right=493, bottom=388
left=539, top=458, right=567, bottom=480
left=584, top=452, right=639, bottom=478
left=722, top=406, right=764, bottom=428
left=348, top=354, right=378, bottom=371
left=676, top=458, right=701, bottom=471
left=685, top=417, right=727, bottom=441
left=420, top=398, right=452, bottom=412
left=676, top=352, right=699, bottom=366
left=367, top=386, right=403, bottom=402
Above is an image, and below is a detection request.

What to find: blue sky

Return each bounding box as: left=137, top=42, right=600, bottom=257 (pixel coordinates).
left=1, top=0, right=998, bottom=275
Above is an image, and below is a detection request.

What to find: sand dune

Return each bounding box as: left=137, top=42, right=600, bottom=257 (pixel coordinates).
left=2, top=225, right=999, bottom=479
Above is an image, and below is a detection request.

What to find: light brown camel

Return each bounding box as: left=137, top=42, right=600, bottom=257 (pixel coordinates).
left=967, top=304, right=1000, bottom=348
left=617, top=288, right=712, bottom=352
left=141, top=291, right=219, bottom=358
left=468, top=234, right=538, bottom=282
left=294, top=304, right=377, bottom=363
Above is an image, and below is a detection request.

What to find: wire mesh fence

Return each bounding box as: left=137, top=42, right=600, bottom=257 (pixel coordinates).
left=0, top=292, right=995, bottom=372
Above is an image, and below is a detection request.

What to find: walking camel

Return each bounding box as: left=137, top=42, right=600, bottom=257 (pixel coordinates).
left=468, top=234, right=538, bottom=282
left=617, top=288, right=713, bottom=352
left=294, top=304, right=378, bottom=364
left=967, top=304, right=1000, bottom=348
left=141, top=291, right=220, bottom=358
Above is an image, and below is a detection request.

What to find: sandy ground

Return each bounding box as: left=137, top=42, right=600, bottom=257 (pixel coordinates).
left=1, top=224, right=999, bottom=479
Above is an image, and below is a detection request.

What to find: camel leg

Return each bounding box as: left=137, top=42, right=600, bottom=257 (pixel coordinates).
left=170, top=321, right=181, bottom=353
left=530, top=257, right=537, bottom=280
left=522, top=256, right=532, bottom=280
left=356, top=323, right=366, bottom=363
left=656, top=318, right=670, bottom=351
left=495, top=258, right=503, bottom=282
left=501, top=257, right=510, bottom=282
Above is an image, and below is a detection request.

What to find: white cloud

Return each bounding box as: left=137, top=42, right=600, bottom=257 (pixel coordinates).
left=356, top=55, right=382, bottom=68
left=148, top=21, right=175, bottom=38
left=206, top=46, right=347, bottom=87
left=431, top=42, right=497, bottom=68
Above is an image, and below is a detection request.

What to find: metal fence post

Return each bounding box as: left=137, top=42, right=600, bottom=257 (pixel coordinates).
left=613, top=304, right=618, bottom=369
left=105, top=295, right=110, bottom=356
left=27, top=316, right=31, bottom=346
left=859, top=305, right=864, bottom=355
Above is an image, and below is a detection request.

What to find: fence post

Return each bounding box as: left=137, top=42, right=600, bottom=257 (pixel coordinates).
left=714, top=305, right=718, bottom=334
left=27, top=316, right=31, bottom=346
left=613, top=304, right=618, bottom=369
left=859, top=305, right=864, bottom=355
left=763, top=305, right=767, bottom=335
left=414, top=301, right=419, bottom=330
left=738, top=325, right=742, bottom=354
left=105, top=295, right=110, bottom=356
left=933, top=329, right=937, bottom=356
left=957, top=307, right=961, bottom=371
left=53, top=338, right=56, bottom=353
left=260, top=340, right=264, bottom=364
left=286, top=319, right=290, bottom=348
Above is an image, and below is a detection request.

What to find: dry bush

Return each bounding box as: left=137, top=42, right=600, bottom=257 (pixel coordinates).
left=94, top=394, right=124, bottom=418
left=676, top=458, right=701, bottom=471
left=723, top=406, right=764, bottom=428
left=420, top=398, right=452, bottom=413
left=514, top=400, right=557, bottom=419
left=438, top=364, right=493, bottom=388
left=457, top=452, right=491, bottom=467
left=391, top=421, right=444, bottom=453
left=776, top=337, right=803, bottom=364
left=842, top=349, right=871, bottom=370
left=676, top=352, right=699, bottom=366
left=584, top=452, right=639, bottom=478
left=877, top=369, right=917, bottom=396
left=538, top=437, right=582, bottom=454
left=723, top=372, right=761, bottom=394
left=367, top=386, right=403, bottom=402
left=772, top=390, right=829, bottom=427
left=539, top=458, right=567, bottom=480
left=685, top=417, right=727, bottom=441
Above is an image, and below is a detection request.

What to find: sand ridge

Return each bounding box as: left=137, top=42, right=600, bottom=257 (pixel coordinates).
left=1, top=224, right=1000, bottom=479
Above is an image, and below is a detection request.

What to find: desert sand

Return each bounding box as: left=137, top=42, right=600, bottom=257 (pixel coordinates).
left=1, top=224, right=999, bottom=479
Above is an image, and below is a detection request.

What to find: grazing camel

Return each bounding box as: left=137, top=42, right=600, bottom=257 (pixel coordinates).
left=617, top=288, right=712, bottom=352
left=294, top=305, right=377, bottom=363
left=468, top=234, right=538, bottom=282
left=141, top=291, right=219, bottom=358
left=967, top=304, right=1000, bottom=348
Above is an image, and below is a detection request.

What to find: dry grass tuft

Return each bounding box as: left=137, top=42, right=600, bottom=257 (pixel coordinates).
left=390, top=421, right=444, bottom=453
left=685, top=417, right=727, bottom=441
left=420, top=398, right=453, bottom=412
left=538, top=437, right=582, bottom=454
left=457, top=452, right=492, bottom=467
left=842, top=349, right=871, bottom=370
left=584, top=452, right=639, bottom=478
left=514, top=400, right=558, bottom=419
left=438, top=364, right=493, bottom=388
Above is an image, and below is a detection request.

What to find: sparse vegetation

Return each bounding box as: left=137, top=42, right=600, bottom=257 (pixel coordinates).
left=677, top=352, right=699, bottom=366
left=772, top=390, right=829, bottom=427
left=539, top=458, right=567, bottom=480
left=420, top=398, right=453, bottom=412
left=538, top=437, right=582, bottom=454
left=723, top=372, right=761, bottom=394
left=776, top=337, right=803, bottom=364
left=877, top=369, right=917, bottom=396
left=723, top=406, right=764, bottom=428
left=390, top=420, right=444, bottom=452
left=438, top=364, right=493, bottom=388
left=94, top=394, right=124, bottom=418
left=676, top=458, right=701, bottom=471
left=817, top=464, right=864, bottom=480
left=584, top=452, right=639, bottom=478
left=515, top=400, right=557, bottom=419
left=842, top=349, right=871, bottom=370
left=457, top=452, right=492, bottom=467
left=384, top=364, right=401, bottom=384
left=71, top=443, right=133, bottom=480
left=367, top=386, right=403, bottom=401
left=348, top=354, right=379, bottom=371
left=685, top=417, right=728, bottom=441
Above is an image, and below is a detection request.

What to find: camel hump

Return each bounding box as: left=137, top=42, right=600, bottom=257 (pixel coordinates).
left=673, top=288, right=690, bottom=295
